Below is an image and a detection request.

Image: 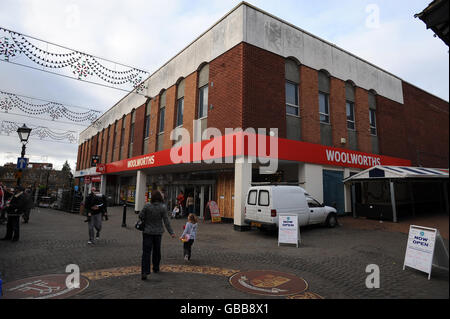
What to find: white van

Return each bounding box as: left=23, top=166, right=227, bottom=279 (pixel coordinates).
left=244, top=185, right=338, bottom=230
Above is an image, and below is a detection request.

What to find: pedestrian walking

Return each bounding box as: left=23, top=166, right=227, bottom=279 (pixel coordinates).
left=186, top=193, right=194, bottom=215
left=1, top=187, right=27, bottom=242
left=22, top=188, right=34, bottom=224
left=138, top=190, right=175, bottom=280
left=0, top=183, right=6, bottom=225
left=180, top=213, right=199, bottom=261
left=99, top=193, right=108, bottom=221
left=85, top=187, right=104, bottom=245
left=177, top=190, right=185, bottom=217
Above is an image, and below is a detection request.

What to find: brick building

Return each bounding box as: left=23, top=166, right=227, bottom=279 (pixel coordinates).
left=75, top=2, right=449, bottom=229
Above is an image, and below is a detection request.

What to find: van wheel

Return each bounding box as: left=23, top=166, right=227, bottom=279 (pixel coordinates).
left=326, top=214, right=337, bottom=228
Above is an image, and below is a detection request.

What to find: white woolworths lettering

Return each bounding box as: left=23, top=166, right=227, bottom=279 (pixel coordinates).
left=127, top=155, right=155, bottom=168
left=325, top=150, right=381, bottom=167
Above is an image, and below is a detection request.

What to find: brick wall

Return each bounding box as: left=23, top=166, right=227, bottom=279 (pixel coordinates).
left=241, top=43, right=285, bottom=137
left=113, top=119, right=122, bottom=162
left=208, top=43, right=244, bottom=134
left=300, top=65, right=320, bottom=144
left=183, top=72, right=198, bottom=144
left=101, top=129, right=107, bottom=164
left=163, top=86, right=177, bottom=149
left=376, top=95, right=409, bottom=161
left=329, top=77, right=347, bottom=148
left=76, top=145, right=82, bottom=170
left=148, top=95, right=160, bottom=153
left=133, top=104, right=146, bottom=157
left=399, top=82, right=448, bottom=167
left=122, top=113, right=131, bottom=160
left=354, top=87, right=372, bottom=153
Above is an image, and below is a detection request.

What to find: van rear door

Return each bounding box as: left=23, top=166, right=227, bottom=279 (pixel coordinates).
left=245, top=189, right=258, bottom=221
left=256, top=189, right=272, bottom=224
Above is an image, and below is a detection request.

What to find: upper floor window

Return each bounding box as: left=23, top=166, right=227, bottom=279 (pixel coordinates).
left=198, top=64, right=209, bottom=119
left=176, top=97, right=184, bottom=127
left=176, top=79, right=185, bottom=127
left=369, top=109, right=377, bottom=136
left=319, top=92, right=330, bottom=123
left=346, top=101, right=355, bottom=130
left=144, top=100, right=151, bottom=139
left=198, top=85, right=208, bottom=119
left=368, top=91, right=377, bottom=136
left=159, top=91, right=166, bottom=133
left=318, top=70, right=330, bottom=124
left=345, top=81, right=356, bottom=130
left=286, top=81, right=299, bottom=116
left=285, top=59, right=300, bottom=117
left=128, top=110, right=135, bottom=158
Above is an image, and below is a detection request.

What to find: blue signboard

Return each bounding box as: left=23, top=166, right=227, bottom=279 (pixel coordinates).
left=17, top=157, right=29, bottom=169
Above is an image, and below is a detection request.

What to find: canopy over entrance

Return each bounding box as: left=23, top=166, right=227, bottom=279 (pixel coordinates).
left=343, top=166, right=449, bottom=182
left=344, top=166, right=449, bottom=223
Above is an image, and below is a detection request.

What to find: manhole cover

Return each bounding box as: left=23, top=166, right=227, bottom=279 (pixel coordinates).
left=229, top=270, right=308, bottom=297
left=287, top=292, right=324, bottom=299
left=2, top=274, right=89, bottom=299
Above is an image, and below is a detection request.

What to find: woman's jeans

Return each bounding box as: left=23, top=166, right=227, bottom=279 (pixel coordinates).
left=142, top=234, right=162, bottom=274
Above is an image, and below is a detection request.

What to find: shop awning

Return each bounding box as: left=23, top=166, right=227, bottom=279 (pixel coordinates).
left=344, top=166, right=449, bottom=182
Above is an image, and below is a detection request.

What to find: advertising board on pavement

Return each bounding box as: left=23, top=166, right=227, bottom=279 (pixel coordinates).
left=278, top=215, right=300, bottom=248
left=403, top=225, right=449, bottom=280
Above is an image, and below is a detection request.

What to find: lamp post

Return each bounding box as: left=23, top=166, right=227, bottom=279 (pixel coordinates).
left=16, top=124, right=32, bottom=187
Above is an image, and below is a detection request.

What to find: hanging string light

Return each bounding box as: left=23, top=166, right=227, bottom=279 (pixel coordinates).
left=0, top=27, right=149, bottom=94
left=0, top=90, right=102, bottom=123
left=0, top=120, right=78, bottom=143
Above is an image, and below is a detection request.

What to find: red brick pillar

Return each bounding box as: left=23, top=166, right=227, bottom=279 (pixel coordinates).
left=300, top=66, right=320, bottom=144
left=329, top=77, right=347, bottom=148
left=354, top=87, right=371, bottom=153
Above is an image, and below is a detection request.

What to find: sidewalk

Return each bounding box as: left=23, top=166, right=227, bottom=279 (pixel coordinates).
left=339, top=214, right=449, bottom=239
left=0, top=206, right=448, bottom=299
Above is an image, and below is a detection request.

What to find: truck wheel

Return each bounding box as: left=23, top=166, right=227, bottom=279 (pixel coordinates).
left=326, top=214, right=337, bottom=228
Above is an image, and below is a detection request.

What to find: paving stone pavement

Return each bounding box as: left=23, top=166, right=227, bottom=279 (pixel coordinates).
left=0, top=206, right=448, bottom=299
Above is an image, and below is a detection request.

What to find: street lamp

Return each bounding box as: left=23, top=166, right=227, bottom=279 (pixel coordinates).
left=16, top=124, right=32, bottom=186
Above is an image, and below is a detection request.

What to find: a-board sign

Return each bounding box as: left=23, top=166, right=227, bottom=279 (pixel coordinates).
left=403, top=225, right=449, bottom=280
left=207, top=201, right=221, bottom=223
left=278, top=215, right=300, bottom=248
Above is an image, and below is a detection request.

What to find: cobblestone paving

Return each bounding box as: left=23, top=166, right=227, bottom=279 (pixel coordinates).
left=0, top=207, right=448, bottom=299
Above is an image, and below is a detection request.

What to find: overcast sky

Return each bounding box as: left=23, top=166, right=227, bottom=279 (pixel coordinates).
left=0, top=0, right=448, bottom=171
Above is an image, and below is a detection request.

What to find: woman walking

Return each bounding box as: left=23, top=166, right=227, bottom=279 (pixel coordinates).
left=139, top=190, right=175, bottom=280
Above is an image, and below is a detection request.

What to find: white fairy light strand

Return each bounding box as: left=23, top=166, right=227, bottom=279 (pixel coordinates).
left=0, top=26, right=149, bottom=93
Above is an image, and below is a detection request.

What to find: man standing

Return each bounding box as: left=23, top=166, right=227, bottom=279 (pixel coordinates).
left=22, top=188, right=33, bottom=224
left=1, top=187, right=27, bottom=242
left=85, top=187, right=103, bottom=245
left=0, top=182, right=5, bottom=224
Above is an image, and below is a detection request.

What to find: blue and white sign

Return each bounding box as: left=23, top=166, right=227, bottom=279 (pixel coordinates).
left=17, top=157, right=29, bottom=169
left=403, top=225, right=436, bottom=280
left=278, top=215, right=300, bottom=248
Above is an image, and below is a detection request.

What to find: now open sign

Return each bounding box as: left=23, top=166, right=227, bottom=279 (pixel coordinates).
left=403, top=225, right=436, bottom=279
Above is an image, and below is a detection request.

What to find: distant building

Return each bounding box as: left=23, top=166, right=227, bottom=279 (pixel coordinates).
left=0, top=162, right=71, bottom=190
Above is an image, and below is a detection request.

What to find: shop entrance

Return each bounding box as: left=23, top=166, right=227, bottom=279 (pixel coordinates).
left=159, top=181, right=215, bottom=220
